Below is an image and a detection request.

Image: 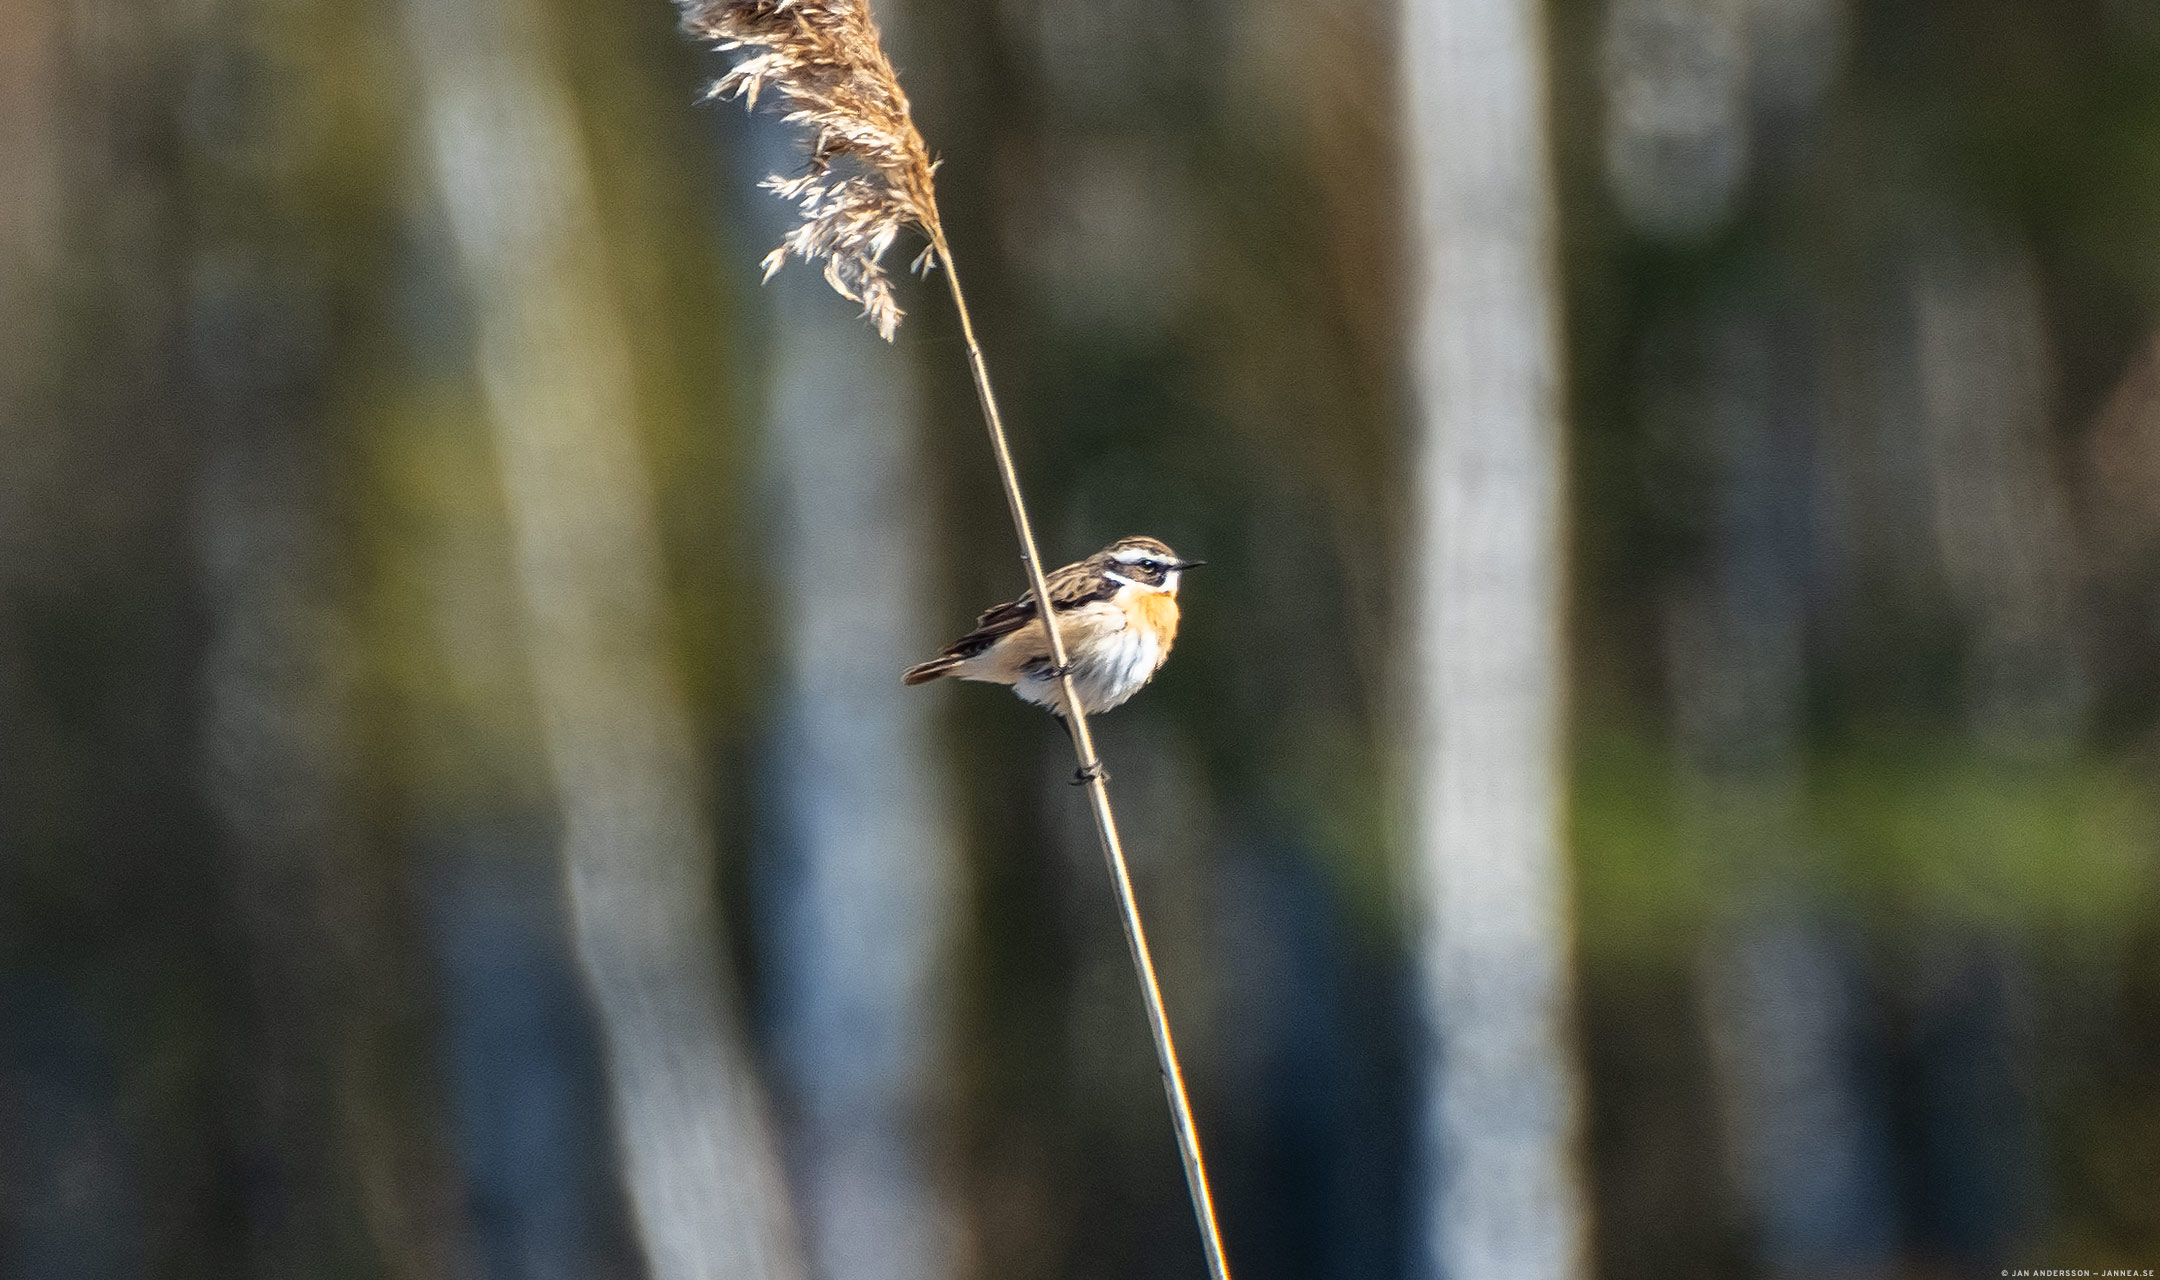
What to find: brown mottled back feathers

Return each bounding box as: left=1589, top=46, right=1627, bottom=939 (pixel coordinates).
left=902, top=550, right=1129, bottom=685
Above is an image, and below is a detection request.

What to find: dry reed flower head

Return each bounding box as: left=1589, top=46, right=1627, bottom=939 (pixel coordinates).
left=680, top=0, right=942, bottom=340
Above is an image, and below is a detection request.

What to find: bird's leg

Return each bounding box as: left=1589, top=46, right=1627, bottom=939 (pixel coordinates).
left=1070, top=760, right=1109, bottom=787
left=1022, top=653, right=1074, bottom=680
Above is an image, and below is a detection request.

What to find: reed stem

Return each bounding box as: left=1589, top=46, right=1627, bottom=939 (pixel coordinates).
left=928, top=225, right=1232, bottom=1280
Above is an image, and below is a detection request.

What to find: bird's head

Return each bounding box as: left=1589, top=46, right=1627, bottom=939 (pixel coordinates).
left=1098, top=535, right=1204, bottom=594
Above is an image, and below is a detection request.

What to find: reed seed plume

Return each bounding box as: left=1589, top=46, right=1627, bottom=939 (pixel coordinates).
left=679, top=0, right=941, bottom=340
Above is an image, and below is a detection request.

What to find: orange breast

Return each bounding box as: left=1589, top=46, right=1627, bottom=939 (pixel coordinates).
left=1133, top=591, right=1180, bottom=649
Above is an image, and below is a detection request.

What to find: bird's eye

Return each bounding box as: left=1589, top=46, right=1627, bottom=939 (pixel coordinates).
left=1140, top=559, right=1161, bottom=573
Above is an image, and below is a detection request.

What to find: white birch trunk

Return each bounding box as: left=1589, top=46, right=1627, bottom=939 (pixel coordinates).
left=748, top=61, right=960, bottom=1267
left=402, top=1, right=805, bottom=1276
left=1400, top=0, right=1589, bottom=1276
left=758, top=266, right=961, bottom=1280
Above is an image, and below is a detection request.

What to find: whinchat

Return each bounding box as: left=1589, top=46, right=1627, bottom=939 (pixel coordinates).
left=904, top=535, right=1201, bottom=716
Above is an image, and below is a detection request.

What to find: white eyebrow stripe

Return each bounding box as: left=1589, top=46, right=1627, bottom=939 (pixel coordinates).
left=1112, top=547, right=1163, bottom=564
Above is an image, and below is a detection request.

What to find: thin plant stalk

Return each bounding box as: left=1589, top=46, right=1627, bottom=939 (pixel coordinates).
left=681, top=4, right=1233, bottom=1270
left=927, top=224, right=1232, bottom=1280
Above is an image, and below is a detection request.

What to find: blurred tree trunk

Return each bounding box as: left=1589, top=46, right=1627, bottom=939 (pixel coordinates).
left=193, top=401, right=470, bottom=1280
left=1657, top=290, right=1905, bottom=1278
left=748, top=122, right=964, bottom=1280
left=1904, top=226, right=2088, bottom=752
left=0, top=0, right=60, bottom=414
left=186, top=3, right=477, bottom=1275
left=0, top=2, right=200, bottom=1275
left=755, top=249, right=963, bottom=1280
left=401, top=1, right=805, bottom=1277
left=1399, top=1, right=1588, bottom=1278
left=3, top=0, right=470, bottom=1274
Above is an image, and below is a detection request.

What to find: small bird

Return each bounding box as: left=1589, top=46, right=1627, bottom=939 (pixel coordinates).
left=904, top=535, right=1201, bottom=717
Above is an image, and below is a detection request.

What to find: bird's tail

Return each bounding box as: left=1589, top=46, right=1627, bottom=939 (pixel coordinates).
left=902, top=654, right=963, bottom=686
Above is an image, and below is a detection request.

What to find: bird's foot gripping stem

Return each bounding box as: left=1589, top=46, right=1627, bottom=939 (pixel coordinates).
left=1070, top=760, right=1110, bottom=787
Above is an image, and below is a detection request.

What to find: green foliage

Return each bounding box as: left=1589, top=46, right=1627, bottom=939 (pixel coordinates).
left=1815, top=739, right=2159, bottom=945
left=1572, top=720, right=1704, bottom=965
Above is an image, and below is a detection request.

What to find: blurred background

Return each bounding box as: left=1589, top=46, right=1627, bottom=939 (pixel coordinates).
left=2, top=0, right=2158, bottom=1277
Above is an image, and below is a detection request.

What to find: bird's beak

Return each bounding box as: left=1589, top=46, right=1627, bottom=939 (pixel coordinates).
left=1175, top=559, right=1206, bottom=570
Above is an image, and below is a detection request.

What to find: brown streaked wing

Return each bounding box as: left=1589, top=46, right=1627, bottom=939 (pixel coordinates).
left=940, top=556, right=1113, bottom=660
